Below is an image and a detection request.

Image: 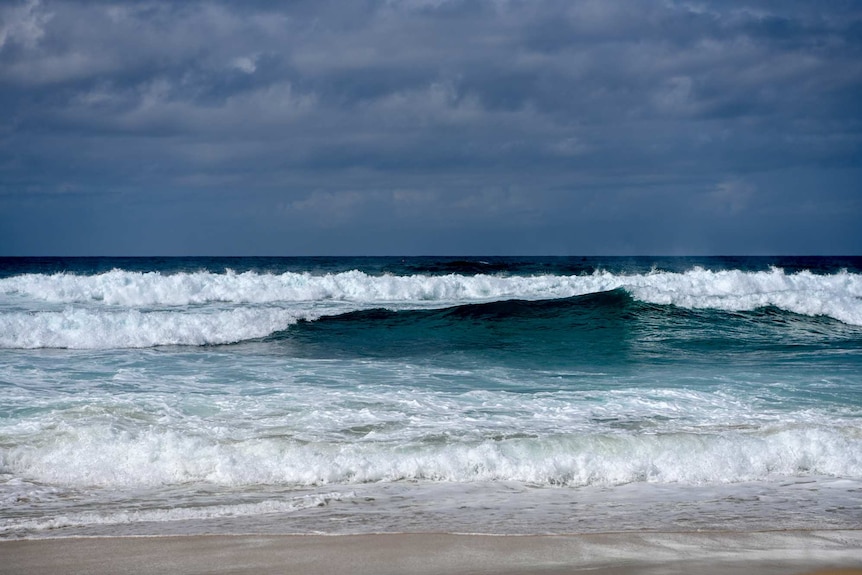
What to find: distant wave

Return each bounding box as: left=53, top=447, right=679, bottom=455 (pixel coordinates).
left=1, top=268, right=859, bottom=310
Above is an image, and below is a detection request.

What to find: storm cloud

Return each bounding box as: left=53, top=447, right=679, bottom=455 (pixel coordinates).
left=1, top=0, right=860, bottom=255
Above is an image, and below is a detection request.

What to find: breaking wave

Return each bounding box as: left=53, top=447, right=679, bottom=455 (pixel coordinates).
left=1, top=267, right=860, bottom=348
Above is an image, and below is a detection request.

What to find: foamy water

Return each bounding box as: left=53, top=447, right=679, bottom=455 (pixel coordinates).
left=1, top=257, right=861, bottom=538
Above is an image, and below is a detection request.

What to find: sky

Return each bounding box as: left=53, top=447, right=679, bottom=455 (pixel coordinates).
left=1, top=0, right=860, bottom=256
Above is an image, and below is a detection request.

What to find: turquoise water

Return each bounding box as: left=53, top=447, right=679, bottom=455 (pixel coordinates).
left=1, top=257, right=861, bottom=537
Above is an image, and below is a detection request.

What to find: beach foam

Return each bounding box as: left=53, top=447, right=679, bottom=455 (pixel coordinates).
left=3, top=419, right=859, bottom=489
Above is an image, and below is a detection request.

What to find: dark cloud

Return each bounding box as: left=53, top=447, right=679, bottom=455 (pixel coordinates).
left=0, top=0, right=860, bottom=255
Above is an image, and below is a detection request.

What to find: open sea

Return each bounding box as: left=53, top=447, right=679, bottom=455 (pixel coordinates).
left=1, top=256, right=861, bottom=539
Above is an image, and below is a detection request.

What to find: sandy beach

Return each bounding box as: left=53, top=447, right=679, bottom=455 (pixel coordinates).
left=2, top=531, right=861, bottom=575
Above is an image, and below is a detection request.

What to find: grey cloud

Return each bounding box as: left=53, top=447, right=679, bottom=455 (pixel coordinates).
left=0, top=0, right=860, bottom=255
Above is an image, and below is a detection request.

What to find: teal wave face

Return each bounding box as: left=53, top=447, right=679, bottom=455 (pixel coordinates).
left=267, top=290, right=630, bottom=363
left=268, top=289, right=862, bottom=373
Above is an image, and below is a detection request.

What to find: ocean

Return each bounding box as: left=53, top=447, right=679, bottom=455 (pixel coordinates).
left=1, top=256, right=860, bottom=539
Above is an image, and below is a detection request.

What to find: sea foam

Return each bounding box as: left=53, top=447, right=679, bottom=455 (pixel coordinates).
left=2, top=268, right=860, bottom=308
left=0, top=307, right=306, bottom=349
left=0, top=491, right=354, bottom=534
left=4, top=380, right=861, bottom=488
left=4, top=423, right=859, bottom=488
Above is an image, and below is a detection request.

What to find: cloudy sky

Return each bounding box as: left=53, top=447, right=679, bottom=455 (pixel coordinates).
left=1, top=0, right=860, bottom=255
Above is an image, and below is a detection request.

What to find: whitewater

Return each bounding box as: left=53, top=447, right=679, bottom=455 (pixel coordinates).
left=1, top=256, right=861, bottom=538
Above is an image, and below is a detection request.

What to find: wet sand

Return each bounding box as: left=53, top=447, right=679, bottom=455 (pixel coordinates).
left=1, top=530, right=861, bottom=575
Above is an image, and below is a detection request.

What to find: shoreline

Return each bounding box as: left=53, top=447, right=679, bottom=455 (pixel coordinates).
left=2, top=530, right=861, bottom=575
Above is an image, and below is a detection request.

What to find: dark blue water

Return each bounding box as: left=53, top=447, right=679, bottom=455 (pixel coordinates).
left=2, top=255, right=861, bottom=278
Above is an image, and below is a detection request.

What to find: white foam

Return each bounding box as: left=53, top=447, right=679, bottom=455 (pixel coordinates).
left=4, top=420, right=859, bottom=489
left=1, top=269, right=551, bottom=307
left=625, top=268, right=862, bottom=326
left=0, top=307, right=306, bottom=349
left=1, top=268, right=859, bottom=313
left=0, top=491, right=354, bottom=534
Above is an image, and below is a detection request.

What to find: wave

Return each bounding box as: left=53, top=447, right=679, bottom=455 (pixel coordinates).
left=2, top=267, right=859, bottom=312
left=0, top=492, right=354, bottom=534
left=271, top=291, right=641, bottom=361
left=3, top=423, right=859, bottom=489
left=3, top=291, right=855, bottom=352
left=1, top=267, right=860, bottom=349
